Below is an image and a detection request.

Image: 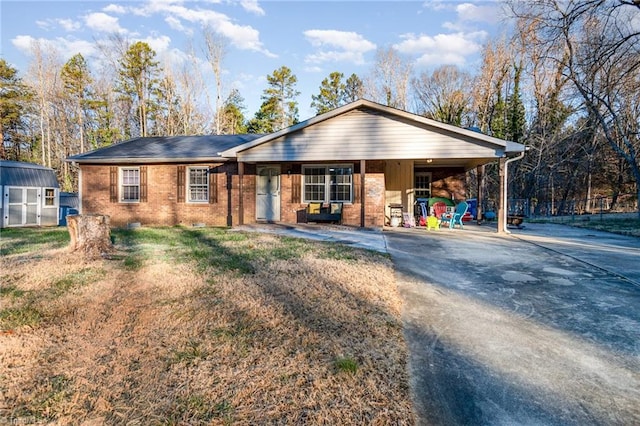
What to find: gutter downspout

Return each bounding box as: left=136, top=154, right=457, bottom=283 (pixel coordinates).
left=502, top=150, right=526, bottom=234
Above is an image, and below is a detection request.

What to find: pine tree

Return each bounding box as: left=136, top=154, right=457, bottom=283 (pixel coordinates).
left=116, top=41, right=160, bottom=137
left=219, top=89, right=247, bottom=134
left=247, top=97, right=278, bottom=134
left=310, top=71, right=346, bottom=115
left=490, top=89, right=507, bottom=140
left=506, top=64, right=526, bottom=143
left=0, top=59, right=31, bottom=160
left=260, top=66, right=300, bottom=131
left=61, top=53, right=93, bottom=153
left=343, top=73, right=364, bottom=103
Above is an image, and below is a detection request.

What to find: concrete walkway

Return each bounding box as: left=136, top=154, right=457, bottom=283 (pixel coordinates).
left=235, top=223, right=388, bottom=253
left=237, top=222, right=640, bottom=425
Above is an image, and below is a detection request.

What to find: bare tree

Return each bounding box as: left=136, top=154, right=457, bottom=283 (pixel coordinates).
left=470, top=37, right=513, bottom=133
left=412, top=65, right=472, bottom=126
left=28, top=40, right=61, bottom=167
left=365, top=47, right=412, bottom=110
left=203, top=27, right=227, bottom=134
left=509, top=0, right=640, bottom=217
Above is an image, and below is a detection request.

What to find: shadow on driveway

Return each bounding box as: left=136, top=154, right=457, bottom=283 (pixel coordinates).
left=384, top=224, right=640, bottom=425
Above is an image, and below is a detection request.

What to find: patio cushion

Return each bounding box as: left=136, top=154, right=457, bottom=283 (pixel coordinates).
left=307, top=202, right=321, bottom=214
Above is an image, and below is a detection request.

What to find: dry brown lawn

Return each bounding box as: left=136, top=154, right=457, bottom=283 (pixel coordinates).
left=0, top=227, right=414, bottom=425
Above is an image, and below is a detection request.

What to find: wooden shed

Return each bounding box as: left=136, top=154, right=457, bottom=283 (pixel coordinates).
left=1, top=160, right=60, bottom=228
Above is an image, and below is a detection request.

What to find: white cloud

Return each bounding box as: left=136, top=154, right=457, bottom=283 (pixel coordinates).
left=422, top=0, right=448, bottom=12
left=305, top=50, right=368, bottom=65
left=394, top=31, right=487, bottom=67
left=12, top=35, right=39, bottom=52
left=240, top=0, right=265, bottom=16
left=136, top=35, right=172, bottom=54
left=158, top=47, right=194, bottom=69
left=35, top=20, right=53, bottom=30
left=36, top=18, right=82, bottom=32
left=303, top=30, right=376, bottom=65
left=58, top=19, right=82, bottom=32
left=303, top=65, right=323, bottom=73
left=423, top=1, right=505, bottom=31
left=305, top=30, right=376, bottom=51
left=103, top=3, right=127, bottom=14
left=456, top=3, right=503, bottom=24
left=165, top=16, right=191, bottom=34
left=12, top=35, right=96, bottom=62
left=132, top=2, right=275, bottom=56
left=84, top=12, right=126, bottom=34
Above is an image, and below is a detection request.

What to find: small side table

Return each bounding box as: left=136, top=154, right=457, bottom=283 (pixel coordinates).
left=389, top=204, right=403, bottom=227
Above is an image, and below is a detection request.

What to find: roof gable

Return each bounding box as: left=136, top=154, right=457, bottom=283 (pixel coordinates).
left=221, top=99, right=524, bottom=164
left=222, top=99, right=524, bottom=161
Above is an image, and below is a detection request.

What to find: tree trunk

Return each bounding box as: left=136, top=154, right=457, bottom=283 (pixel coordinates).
left=67, top=214, right=113, bottom=259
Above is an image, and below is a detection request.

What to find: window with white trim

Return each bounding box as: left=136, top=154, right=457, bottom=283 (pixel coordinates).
left=414, top=171, right=432, bottom=199
left=188, top=167, right=209, bottom=202
left=44, top=188, right=56, bottom=206
left=120, top=167, right=140, bottom=202
left=303, top=164, right=352, bottom=203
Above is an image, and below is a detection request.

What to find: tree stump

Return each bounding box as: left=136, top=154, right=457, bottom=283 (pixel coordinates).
left=67, top=214, right=113, bottom=259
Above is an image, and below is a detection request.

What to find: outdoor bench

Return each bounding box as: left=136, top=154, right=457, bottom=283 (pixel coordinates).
left=306, top=202, right=343, bottom=224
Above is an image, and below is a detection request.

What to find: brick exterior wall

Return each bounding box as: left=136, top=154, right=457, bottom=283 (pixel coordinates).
left=80, top=160, right=458, bottom=229
left=243, top=161, right=386, bottom=228
left=80, top=163, right=237, bottom=227
left=363, top=161, right=386, bottom=227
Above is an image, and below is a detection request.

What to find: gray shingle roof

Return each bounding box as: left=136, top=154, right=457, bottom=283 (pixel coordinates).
left=0, top=160, right=60, bottom=188
left=67, top=135, right=265, bottom=164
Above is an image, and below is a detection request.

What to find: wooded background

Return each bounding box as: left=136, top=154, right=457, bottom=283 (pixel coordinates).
left=1, top=0, right=638, bottom=217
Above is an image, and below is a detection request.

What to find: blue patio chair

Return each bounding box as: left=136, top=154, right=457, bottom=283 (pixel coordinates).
left=440, top=201, right=469, bottom=230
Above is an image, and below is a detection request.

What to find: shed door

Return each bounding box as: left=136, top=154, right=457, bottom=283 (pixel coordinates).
left=4, top=187, right=40, bottom=227
left=256, top=166, right=281, bottom=221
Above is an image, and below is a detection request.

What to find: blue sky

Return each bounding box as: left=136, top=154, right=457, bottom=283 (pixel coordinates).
left=1, top=0, right=509, bottom=119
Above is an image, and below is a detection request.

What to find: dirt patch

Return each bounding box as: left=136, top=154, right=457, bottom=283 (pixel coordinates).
left=0, top=229, right=413, bottom=424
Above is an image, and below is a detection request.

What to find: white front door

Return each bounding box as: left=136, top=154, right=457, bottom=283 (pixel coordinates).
left=5, top=187, right=40, bottom=227
left=256, top=166, right=281, bottom=221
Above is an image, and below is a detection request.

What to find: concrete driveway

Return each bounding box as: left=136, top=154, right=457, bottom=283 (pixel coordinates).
left=384, top=223, right=640, bottom=425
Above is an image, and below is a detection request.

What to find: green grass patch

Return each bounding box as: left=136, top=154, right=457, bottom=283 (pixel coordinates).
left=35, top=374, right=73, bottom=418
left=334, top=355, right=359, bottom=374
left=169, top=339, right=208, bottom=366
left=0, top=284, right=26, bottom=299
left=51, top=268, right=105, bottom=296
left=568, top=217, right=640, bottom=237
left=0, top=227, right=69, bottom=256
left=111, top=227, right=350, bottom=276
left=0, top=306, right=42, bottom=330
left=168, top=394, right=233, bottom=424
left=123, top=254, right=144, bottom=270
left=112, top=227, right=182, bottom=247
left=319, top=243, right=360, bottom=262
left=529, top=216, right=640, bottom=237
